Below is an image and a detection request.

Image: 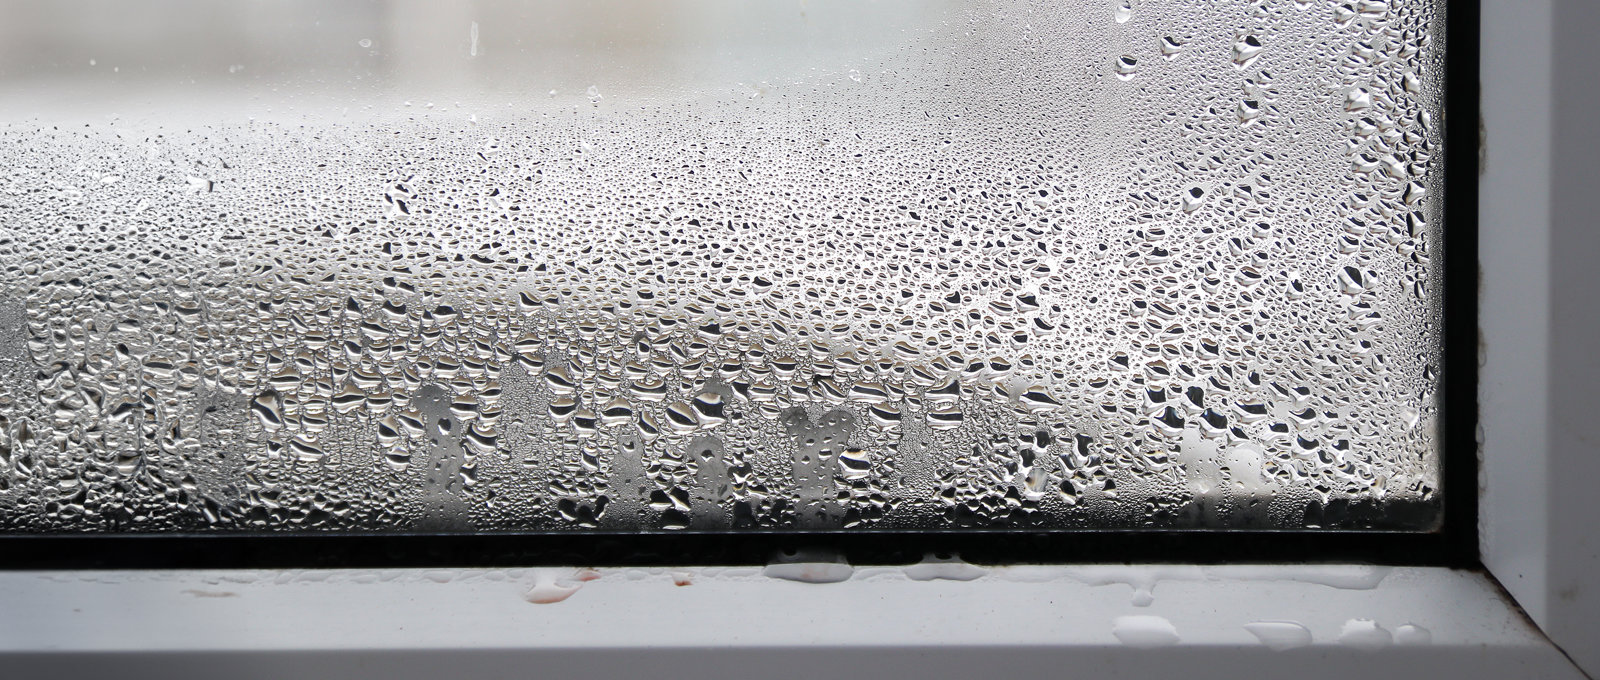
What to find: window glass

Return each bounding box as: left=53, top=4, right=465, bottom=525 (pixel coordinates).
left=0, top=0, right=1445, bottom=532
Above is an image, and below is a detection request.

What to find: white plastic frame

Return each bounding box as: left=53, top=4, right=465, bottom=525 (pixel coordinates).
left=1478, top=0, right=1599, bottom=672
left=1, top=1, right=1595, bottom=677
left=0, top=565, right=1581, bottom=679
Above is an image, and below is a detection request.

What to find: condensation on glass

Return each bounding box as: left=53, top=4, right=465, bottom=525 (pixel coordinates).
left=0, top=0, right=1446, bottom=533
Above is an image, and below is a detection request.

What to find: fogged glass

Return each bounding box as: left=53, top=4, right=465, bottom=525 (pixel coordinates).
left=0, top=0, right=1446, bottom=532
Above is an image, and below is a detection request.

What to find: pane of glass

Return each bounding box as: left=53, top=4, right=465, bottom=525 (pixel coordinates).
left=0, top=0, right=1446, bottom=532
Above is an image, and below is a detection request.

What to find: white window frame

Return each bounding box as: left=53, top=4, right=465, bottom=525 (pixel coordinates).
left=1, top=1, right=1595, bottom=677
left=1477, top=0, right=1599, bottom=672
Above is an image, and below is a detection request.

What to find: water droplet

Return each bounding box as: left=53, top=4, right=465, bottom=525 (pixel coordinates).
left=1115, top=55, right=1139, bottom=80
left=1113, top=1, right=1134, bottom=24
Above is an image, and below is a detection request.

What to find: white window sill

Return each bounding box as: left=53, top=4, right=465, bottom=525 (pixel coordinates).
left=0, top=564, right=1580, bottom=679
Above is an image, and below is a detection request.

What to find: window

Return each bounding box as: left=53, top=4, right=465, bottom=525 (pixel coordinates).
left=14, top=0, right=1600, bottom=677
left=0, top=0, right=1465, bottom=565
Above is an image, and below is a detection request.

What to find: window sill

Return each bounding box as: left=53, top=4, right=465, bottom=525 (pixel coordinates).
left=0, top=564, right=1580, bottom=679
